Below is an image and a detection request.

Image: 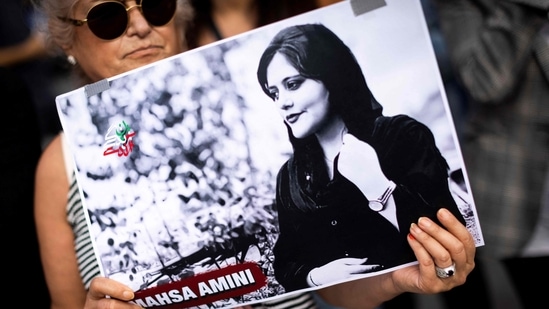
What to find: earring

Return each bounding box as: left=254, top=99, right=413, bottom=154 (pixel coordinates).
left=67, top=55, right=77, bottom=65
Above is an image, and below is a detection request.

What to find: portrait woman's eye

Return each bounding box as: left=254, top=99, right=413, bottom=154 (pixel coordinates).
left=268, top=88, right=279, bottom=101
left=286, top=77, right=304, bottom=91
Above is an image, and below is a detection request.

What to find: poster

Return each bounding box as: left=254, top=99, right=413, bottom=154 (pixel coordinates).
left=56, top=1, right=484, bottom=308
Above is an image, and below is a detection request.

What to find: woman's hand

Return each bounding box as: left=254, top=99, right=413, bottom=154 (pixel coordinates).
left=308, top=258, right=382, bottom=286
left=84, top=278, right=254, bottom=309
left=338, top=133, right=390, bottom=198
left=85, top=277, right=142, bottom=309
left=316, top=208, right=476, bottom=309
left=393, top=207, right=475, bottom=293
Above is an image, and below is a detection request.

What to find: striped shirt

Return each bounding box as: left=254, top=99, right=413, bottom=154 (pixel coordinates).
left=67, top=173, right=101, bottom=289
left=253, top=292, right=318, bottom=309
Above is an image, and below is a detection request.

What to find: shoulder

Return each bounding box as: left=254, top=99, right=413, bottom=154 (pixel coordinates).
left=275, top=159, right=293, bottom=202
left=374, top=114, right=424, bottom=128
left=35, top=133, right=69, bottom=198
left=36, top=134, right=65, bottom=177
left=373, top=115, right=433, bottom=140
left=370, top=115, right=441, bottom=170
left=275, top=159, right=291, bottom=185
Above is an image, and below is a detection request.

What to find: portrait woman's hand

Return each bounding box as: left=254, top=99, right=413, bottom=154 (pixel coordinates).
left=85, top=277, right=141, bottom=309
left=338, top=133, right=390, bottom=198
left=308, top=258, right=381, bottom=286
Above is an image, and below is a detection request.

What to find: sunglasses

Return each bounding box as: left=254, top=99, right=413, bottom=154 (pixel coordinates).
left=59, top=0, right=177, bottom=40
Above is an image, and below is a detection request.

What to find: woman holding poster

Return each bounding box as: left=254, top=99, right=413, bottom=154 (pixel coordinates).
left=33, top=0, right=477, bottom=307
left=256, top=23, right=468, bottom=292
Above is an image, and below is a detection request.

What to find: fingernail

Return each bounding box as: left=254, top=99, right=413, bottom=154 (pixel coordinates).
left=438, top=208, right=450, bottom=219
left=410, top=222, right=421, bottom=234
left=123, top=290, right=134, bottom=299
left=418, top=217, right=432, bottom=228
left=408, top=233, right=415, bottom=241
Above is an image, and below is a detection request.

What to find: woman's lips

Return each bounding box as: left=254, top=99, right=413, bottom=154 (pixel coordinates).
left=286, top=112, right=301, bottom=124
left=125, top=45, right=161, bottom=58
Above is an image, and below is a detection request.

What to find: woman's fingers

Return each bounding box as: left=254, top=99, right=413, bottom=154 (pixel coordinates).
left=406, top=208, right=475, bottom=291
left=415, top=209, right=474, bottom=264
left=421, top=219, right=457, bottom=266
left=86, top=277, right=141, bottom=309
left=408, top=222, right=448, bottom=291
left=437, top=208, right=476, bottom=263
left=88, top=277, right=135, bottom=301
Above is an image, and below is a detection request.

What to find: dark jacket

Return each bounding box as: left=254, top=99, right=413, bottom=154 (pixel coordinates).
left=273, top=115, right=465, bottom=291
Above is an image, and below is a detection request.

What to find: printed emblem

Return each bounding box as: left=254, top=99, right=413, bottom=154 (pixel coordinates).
left=103, top=120, right=136, bottom=157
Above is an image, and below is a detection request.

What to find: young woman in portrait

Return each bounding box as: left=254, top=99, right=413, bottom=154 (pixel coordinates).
left=257, top=23, right=467, bottom=292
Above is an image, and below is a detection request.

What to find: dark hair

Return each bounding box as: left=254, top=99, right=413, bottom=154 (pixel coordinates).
left=256, top=23, right=383, bottom=211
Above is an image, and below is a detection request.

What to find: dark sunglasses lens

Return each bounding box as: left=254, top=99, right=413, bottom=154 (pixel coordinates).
left=142, top=0, right=177, bottom=26
left=87, top=2, right=128, bottom=40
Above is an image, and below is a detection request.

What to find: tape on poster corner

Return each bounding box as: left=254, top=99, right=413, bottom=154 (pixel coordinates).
left=350, top=0, right=387, bottom=16
left=85, top=79, right=110, bottom=98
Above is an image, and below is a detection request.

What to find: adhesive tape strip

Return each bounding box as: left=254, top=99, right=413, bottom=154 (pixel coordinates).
left=85, top=79, right=110, bottom=98
left=350, top=0, right=387, bottom=16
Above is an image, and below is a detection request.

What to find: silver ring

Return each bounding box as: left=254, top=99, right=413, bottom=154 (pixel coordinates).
left=435, top=262, right=456, bottom=279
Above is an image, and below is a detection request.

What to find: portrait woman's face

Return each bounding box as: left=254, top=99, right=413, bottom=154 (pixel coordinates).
left=266, top=53, right=331, bottom=139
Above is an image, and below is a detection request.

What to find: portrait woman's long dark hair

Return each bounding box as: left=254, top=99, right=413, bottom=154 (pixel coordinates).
left=257, top=24, right=384, bottom=211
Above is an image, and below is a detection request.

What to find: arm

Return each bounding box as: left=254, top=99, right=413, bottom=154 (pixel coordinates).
left=0, top=32, right=47, bottom=66
left=0, top=0, right=48, bottom=67
left=35, top=134, right=88, bottom=309
left=35, top=135, right=141, bottom=309
left=316, top=208, right=476, bottom=309
left=432, top=0, right=546, bottom=103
